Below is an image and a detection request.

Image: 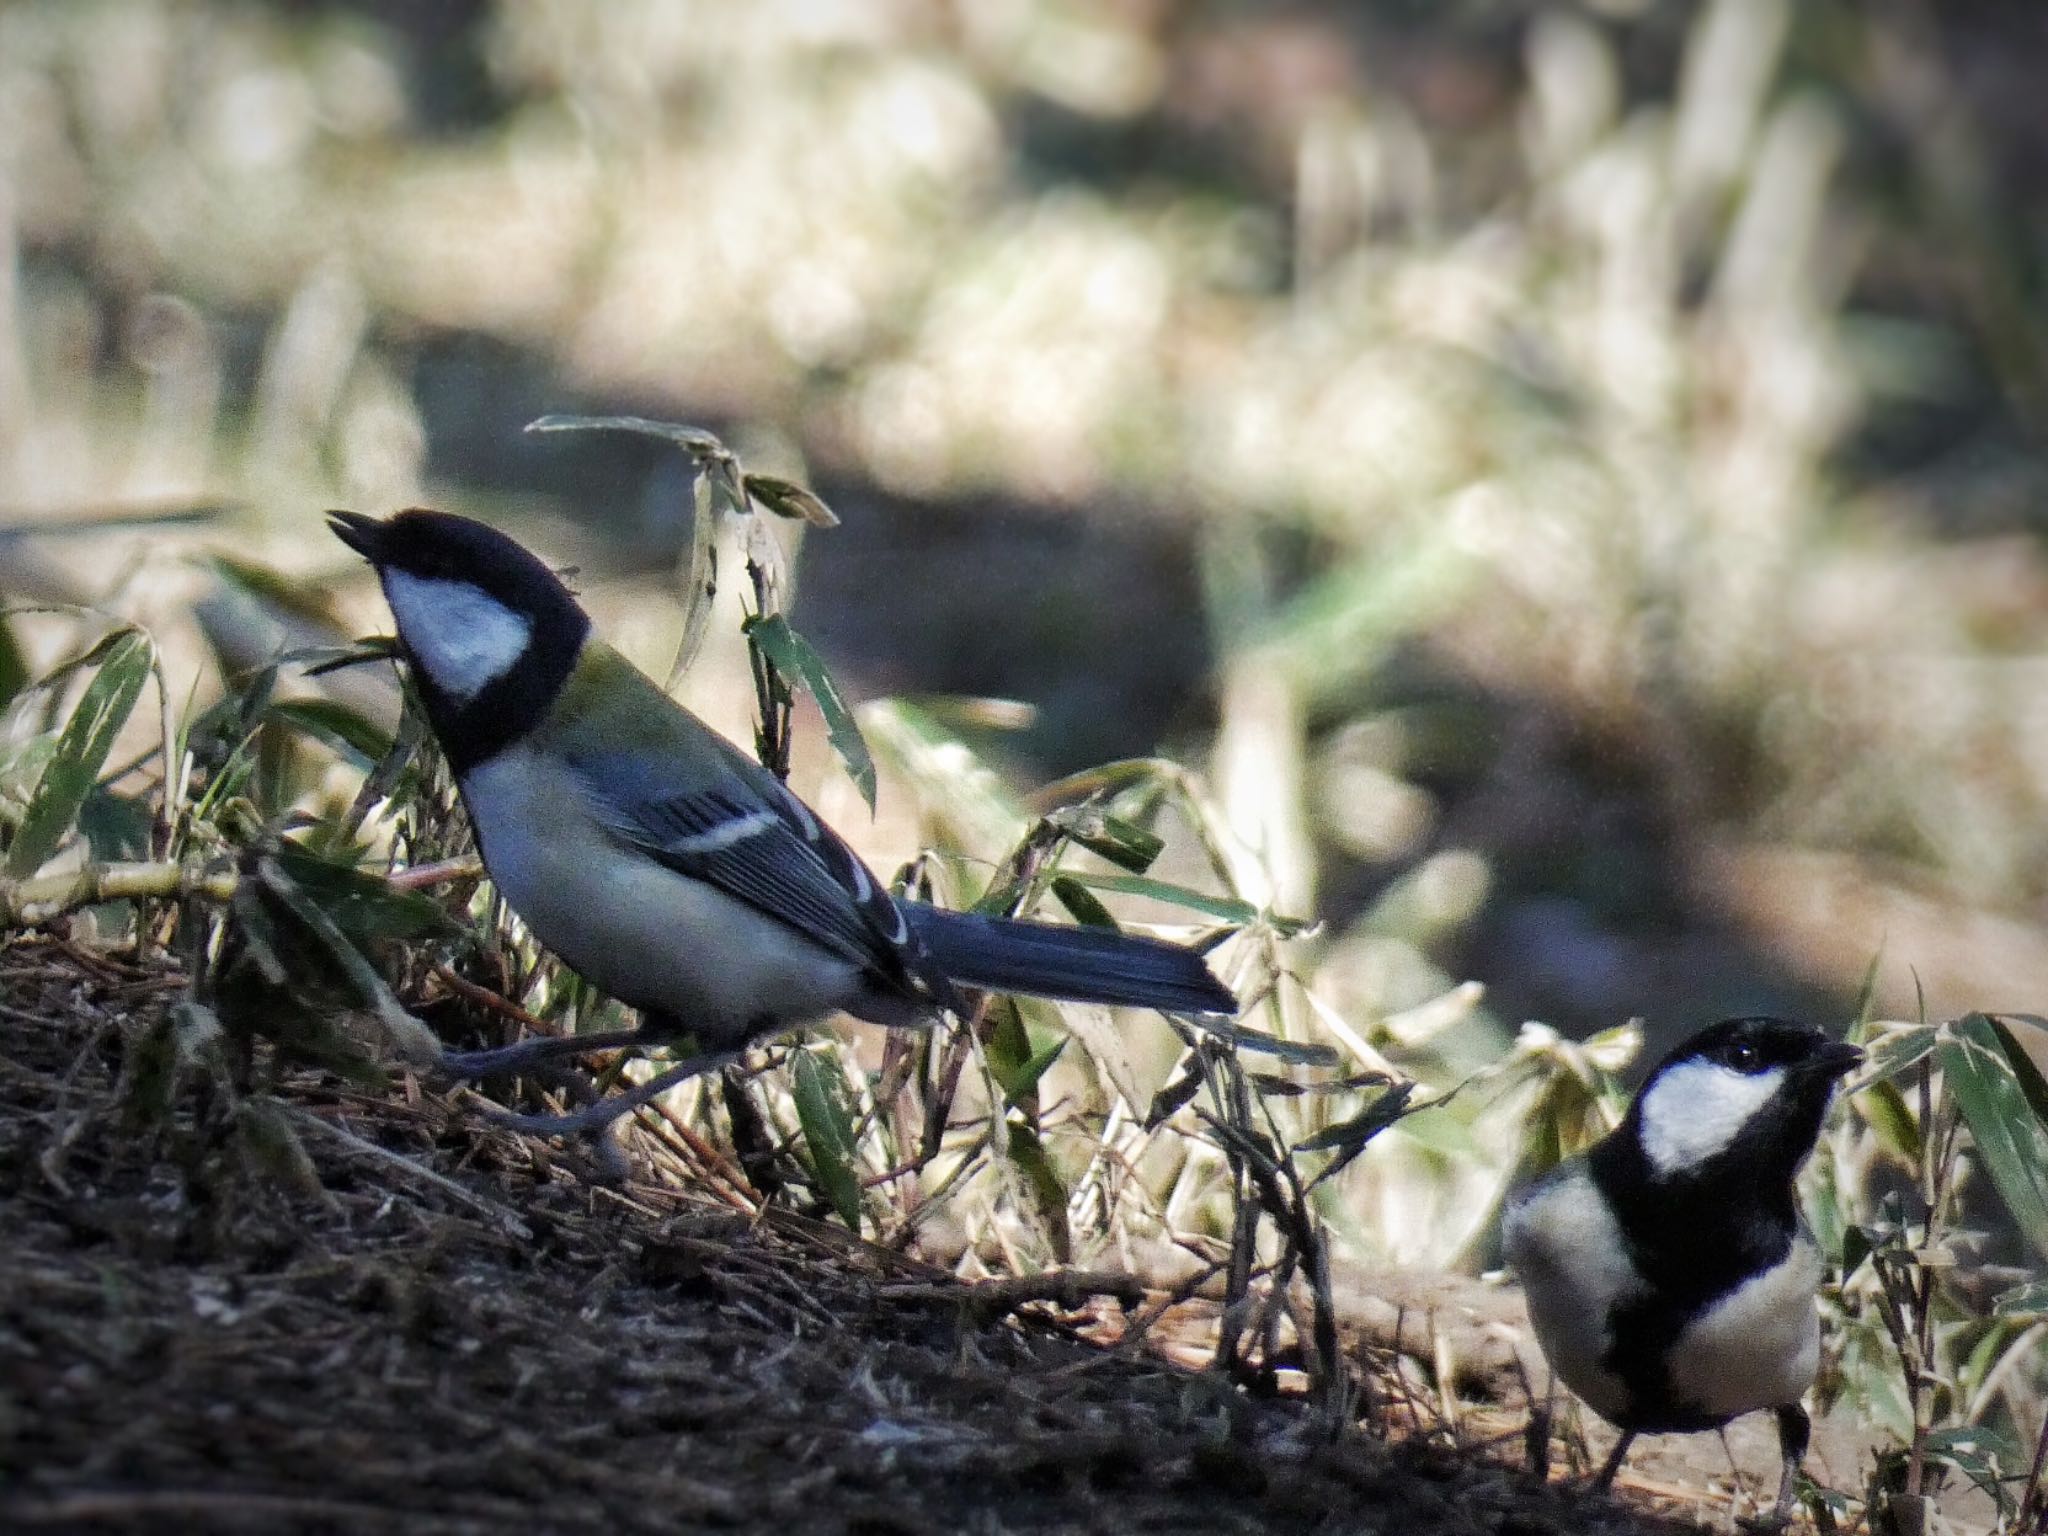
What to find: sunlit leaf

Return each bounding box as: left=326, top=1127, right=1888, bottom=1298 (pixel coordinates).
left=1850, top=1024, right=1939, bottom=1092
left=525, top=413, right=724, bottom=456
left=1853, top=1077, right=1922, bottom=1168
left=1992, top=1280, right=2048, bottom=1318
left=1984, top=1014, right=2048, bottom=1130
left=858, top=698, right=1031, bottom=859
left=8, top=628, right=153, bottom=878
left=743, top=614, right=876, bottom=812
left=1939, top=1015, right=2048, bottom=1262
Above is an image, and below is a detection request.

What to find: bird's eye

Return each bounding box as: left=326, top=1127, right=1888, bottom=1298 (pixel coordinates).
left=1726, top=1041, right=1761, bottom=1071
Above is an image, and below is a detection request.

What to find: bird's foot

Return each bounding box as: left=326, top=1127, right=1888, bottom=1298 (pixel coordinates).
left=437, top=1027, right=648, bottom=1079
left=478, top=1048, right=742, bottom=1137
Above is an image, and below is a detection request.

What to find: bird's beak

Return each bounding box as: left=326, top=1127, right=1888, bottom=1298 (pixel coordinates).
left=327, top=509, right=385, bottom=561
left=1808, top=1040, right=1865, bottom=1081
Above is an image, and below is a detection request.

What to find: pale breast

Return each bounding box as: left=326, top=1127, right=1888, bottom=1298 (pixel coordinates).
left=1502, top=1162, right=1640, bottom=1424
left=1665, top=1234, right=1822, bottom=1420
left=459, top=749, right=865, bottom=1041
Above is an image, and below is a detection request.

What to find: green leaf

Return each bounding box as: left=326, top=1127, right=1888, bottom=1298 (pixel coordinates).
left=1984, top=1014, right=2048, bottom=1130
left=1055, top=870, right=1311, bottom=934
left=743, top=614, right=876, bottom=812
left=1297, top=1083, right=1419, bottom=1187
left=1182, top=1014, right=1340, bottom=1065
left=77, top=788, right=153, bottom=864
left=791, top=1049, right=864, bottom=1231
left=1050, top=875, right=1120, bottom=929
left=0, top=614, right=29, bottom=714
left=1854, top=1077, right=1922, bottom=1168
left=1045, top=805, right=1164, bottom=874
left=744, top=473, right=839, bottom=528
left=1920, top=1425, right=2022, bottom=1519
left=1002, top=1121, right=1072, bottom=1263
left=1992, top=1280, right=2048, bottom=1318
left=1005, top=1036, right=1067, bottom=1107
left=8, top=629, right=153, bottom=878
left=267, top=698, right=395, bottom=765
left=1850, top=945, right=1884, bottom=1030
left=247, top=854, right=438, bottom=1067
left=272, top=842, right=452, bottom=945
left=1853, top=1025, right=1939, bottom=1089
left=1939, top=1015, right=2048, bottom=1262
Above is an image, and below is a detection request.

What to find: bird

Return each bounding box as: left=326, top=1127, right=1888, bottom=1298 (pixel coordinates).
left=1502, top=1015, right=1863, bottom=1526
left=328, top=508, right=1237, bottom=1135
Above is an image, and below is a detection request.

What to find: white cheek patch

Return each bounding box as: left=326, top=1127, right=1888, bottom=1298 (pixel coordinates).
left=1637, top=1059, right=1787, bottom=1175
left=382, top=571, right=532, bottom=702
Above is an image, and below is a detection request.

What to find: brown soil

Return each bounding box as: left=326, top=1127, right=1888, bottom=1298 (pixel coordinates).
left=0, top=936, right=1726, bottom=1536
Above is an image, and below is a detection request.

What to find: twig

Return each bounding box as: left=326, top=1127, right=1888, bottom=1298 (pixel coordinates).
left=431, top=964, right=557, bottom=1036
left=290, top=1105, right=533, bottom=1241
left=388, top=855, right=484, bottom=890
left=876, top=1269, right=1146, bottom=1324
left=0, top=861, right=238, bottom=926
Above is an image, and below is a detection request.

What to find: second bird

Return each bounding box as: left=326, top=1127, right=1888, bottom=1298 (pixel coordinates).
left=1503, top=1015, right=1862, bottom=1525
left=330, top=509, right=1236, bottom=1133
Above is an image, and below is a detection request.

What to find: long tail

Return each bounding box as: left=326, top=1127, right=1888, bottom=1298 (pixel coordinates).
left=901, top=903, right=1237, bottom=1016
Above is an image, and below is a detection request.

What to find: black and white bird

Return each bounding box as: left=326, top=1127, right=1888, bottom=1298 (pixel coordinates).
left=1502, top=1016, right=1862, bottom=1523
left=329, top=508, right=1237, bottom=1134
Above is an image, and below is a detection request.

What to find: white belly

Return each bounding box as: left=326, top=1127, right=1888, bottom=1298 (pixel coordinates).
left=1666, top=1237, right=1822, bottom=1419
left=459, top=749, right=863, bottom=1041
left=1503, top=1162, right=1638, bottom=1423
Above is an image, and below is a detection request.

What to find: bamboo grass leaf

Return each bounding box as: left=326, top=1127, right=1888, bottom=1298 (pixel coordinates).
left=791, top=1049, right=864, bottom=1231
left=743, top=614, right=876, bottom=812
left=1939, top=1015, right=2048, bottom=1263
left=8, top=629, right=153, bottom=878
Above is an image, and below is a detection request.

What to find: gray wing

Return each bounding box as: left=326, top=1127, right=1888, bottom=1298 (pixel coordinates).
left=562, top=745, right=921, bottom=988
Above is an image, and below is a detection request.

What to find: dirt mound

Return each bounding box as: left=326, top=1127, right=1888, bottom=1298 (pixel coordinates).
left=0, top=937, right=1706, bottom=1535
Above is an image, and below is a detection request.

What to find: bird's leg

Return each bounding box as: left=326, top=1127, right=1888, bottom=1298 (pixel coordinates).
left=481, top=1047, right=744, bottom=1137
left=1765, top=1403, right=1812, bottom=1528
left=1592, top=1430, right=1637, bottom=1492
left=437, top=1027, right=649, bottom=1079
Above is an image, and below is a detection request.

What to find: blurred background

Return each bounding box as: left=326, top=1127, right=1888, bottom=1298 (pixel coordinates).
left=5, top=0, right=2048, bottom=1075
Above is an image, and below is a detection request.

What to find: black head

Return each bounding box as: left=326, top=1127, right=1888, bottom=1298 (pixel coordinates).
left=329, top=509, right=591, bottom=772
left=1621, top=1015, right=1862, bottom=1187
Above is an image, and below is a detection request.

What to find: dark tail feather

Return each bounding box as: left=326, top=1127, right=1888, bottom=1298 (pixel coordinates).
left=901, top=903, right=1237, bottom=1016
